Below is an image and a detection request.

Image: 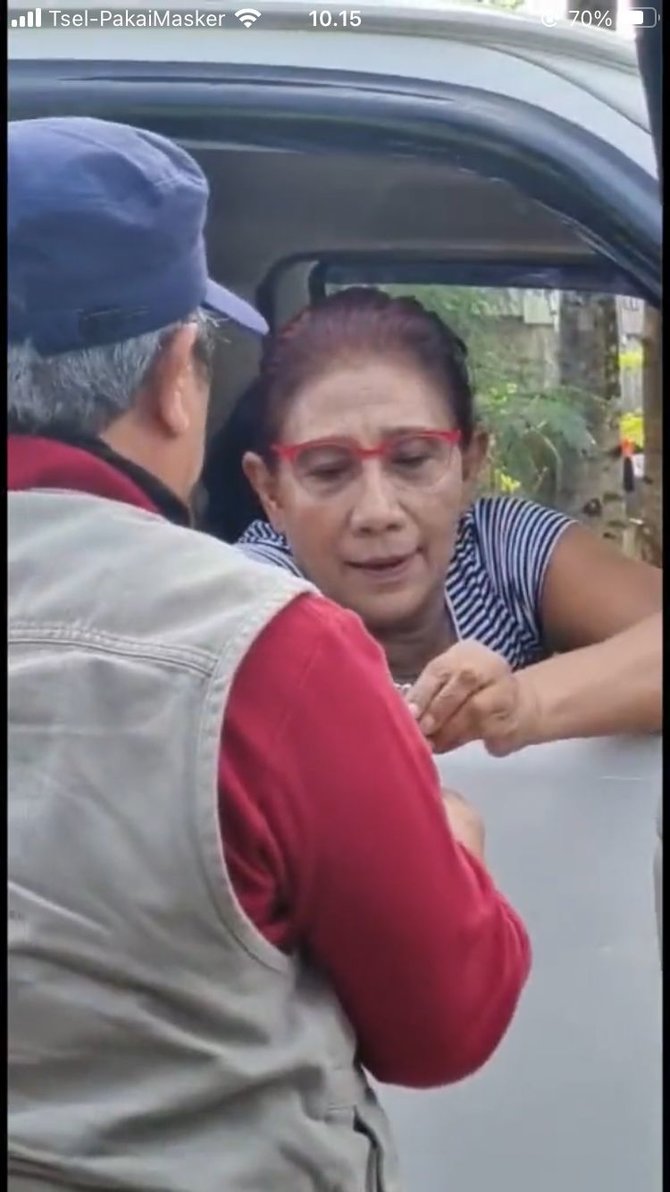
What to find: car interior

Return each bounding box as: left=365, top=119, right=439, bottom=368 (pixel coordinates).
left=178, top=142, right=649, bottom=541
left=10, top=56, right=661, bottom=530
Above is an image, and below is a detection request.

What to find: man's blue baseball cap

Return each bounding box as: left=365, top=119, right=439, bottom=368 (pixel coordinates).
left=8, top=116, right=268, bottom=356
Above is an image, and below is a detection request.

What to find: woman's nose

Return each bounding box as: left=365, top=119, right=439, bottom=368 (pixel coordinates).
left=349, top=460, right=406, bottom=532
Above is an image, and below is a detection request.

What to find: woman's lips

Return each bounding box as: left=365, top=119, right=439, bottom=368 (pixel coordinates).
left=347, top=553, right=419, bottom=583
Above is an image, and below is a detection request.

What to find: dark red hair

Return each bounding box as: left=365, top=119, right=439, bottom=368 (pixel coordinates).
left=254, top=287, right=476, bottom=458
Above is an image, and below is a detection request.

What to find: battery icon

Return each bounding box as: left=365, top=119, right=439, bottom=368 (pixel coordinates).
left=626, top=7, right=658, bottom=25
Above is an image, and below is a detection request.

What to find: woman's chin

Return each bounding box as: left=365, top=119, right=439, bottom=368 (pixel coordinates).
left=345, top=586, right=428, bottom=634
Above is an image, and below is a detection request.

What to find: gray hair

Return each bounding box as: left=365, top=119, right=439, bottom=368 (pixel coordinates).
left=7, top=309, right=217, bottom=438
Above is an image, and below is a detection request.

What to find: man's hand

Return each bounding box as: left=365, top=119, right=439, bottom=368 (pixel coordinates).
left=441, top=788, right=485, bottom=860
left=407, top=642, right=542, bottom=757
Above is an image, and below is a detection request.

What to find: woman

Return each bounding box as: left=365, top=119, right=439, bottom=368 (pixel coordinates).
left=230, top=287, right=661, bottom=753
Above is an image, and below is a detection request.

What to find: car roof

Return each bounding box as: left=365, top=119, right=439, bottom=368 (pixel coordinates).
left=8, top=0, right=659, bottom=420
left=258, top=0, right=637, bottom=62
left=9, top=0, right=653, bottom=173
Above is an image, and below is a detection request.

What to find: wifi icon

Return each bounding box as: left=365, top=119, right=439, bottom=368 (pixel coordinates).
left=235, top=7, right=261, bottom=26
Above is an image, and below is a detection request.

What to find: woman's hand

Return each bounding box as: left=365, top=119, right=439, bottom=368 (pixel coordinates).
left=407, top=612, right=662, bottom=755
left=406, top=641, right=541, bottom=756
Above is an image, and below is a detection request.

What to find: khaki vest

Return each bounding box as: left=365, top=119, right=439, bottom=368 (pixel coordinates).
left=8, top=489, right=401, bottom=1192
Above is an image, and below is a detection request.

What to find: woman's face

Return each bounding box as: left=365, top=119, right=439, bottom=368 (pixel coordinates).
left=245, top=357, right=484, bottom=631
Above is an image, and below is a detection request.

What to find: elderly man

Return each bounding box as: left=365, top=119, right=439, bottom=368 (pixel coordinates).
left=8, top=117, right=531, bottom=1192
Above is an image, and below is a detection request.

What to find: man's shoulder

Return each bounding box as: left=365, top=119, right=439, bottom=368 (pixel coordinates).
left=10, top=489, right=314, bottom=665
left=260, top=589, right=368, bottom=646
left=87, top=500, right=317, bottom=650
left=246, top=593, right=390, bottom=707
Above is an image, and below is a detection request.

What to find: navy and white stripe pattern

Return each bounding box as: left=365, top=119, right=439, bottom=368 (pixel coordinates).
left=237, top=496, right=573, bottom=670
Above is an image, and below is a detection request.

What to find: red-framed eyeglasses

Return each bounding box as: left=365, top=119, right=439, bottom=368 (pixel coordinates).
left=272, top=429, right=462, bottom=497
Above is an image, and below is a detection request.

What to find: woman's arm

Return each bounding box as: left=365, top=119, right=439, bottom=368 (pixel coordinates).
left=497, top=521, right=664, bottom=750
left=407, top=613, right=661, bottom=755
left=540, top=522, right=662, bottom=650
left=407, top=509, right=662, bottom=754
left=510, top=611, right=662, bottom=746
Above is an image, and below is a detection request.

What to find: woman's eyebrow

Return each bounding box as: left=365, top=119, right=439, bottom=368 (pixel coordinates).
left=291, top=424, right=444, bottom=444
left=378, top=425, right=445, bottom=438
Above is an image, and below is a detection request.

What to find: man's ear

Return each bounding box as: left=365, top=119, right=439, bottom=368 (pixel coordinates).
left=143, top=324, right=199, bottom=437
left=461, top=426, right=490, bottom=501
left=242, top=451, right=286, bottom=532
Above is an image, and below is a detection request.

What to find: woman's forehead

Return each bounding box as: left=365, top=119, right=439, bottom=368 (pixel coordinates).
left=281, top=359, right=453, bottom=441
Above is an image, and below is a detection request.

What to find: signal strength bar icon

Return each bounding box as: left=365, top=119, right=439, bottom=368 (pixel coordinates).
left=10, top=8, right=42, bottom=26
left=235, top=7, right=261, bottom=26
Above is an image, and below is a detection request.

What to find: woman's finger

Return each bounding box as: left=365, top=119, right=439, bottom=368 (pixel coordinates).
left=433, top=678, right=522, bottom=756
left=405, top=658, right=452, bottom=720
left=406, top=642, right=511, bottom=727
left=428, top=703, right=479, bottom=753
left=419, top=668, right=483, bottom=735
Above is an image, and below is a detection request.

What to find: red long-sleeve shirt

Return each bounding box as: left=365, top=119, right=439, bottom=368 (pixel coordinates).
left=8, top=433, right=531, bottom=1088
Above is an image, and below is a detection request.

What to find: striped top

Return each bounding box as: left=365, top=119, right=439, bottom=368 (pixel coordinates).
left=237, top=496, right=573, bottom=671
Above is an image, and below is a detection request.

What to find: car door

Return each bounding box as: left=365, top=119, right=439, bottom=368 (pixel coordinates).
left=379, top=17, right=662, bottom=1192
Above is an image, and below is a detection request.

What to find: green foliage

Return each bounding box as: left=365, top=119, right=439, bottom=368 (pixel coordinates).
left=620, top=346, right=643, bottom=370
left=381, top=283, right=599, bottom=504
left=477, top=381, right=596, bottom=501
left=620, top=408, right=644, bottom=447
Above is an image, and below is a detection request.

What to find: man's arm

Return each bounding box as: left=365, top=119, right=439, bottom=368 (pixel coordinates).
left=221, top=595, right=530, bottom=1089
